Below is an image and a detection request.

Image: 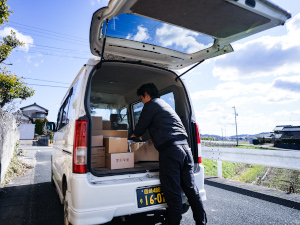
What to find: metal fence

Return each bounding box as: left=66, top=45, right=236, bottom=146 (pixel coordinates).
left=201, top=147, right=300, bottom=178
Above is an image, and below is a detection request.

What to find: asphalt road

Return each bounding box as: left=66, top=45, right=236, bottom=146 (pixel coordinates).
left=1, top=147, right=299, bottom=225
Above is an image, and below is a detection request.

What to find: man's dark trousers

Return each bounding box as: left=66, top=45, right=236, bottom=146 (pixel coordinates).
left=159, top=144, right=207, bottom=225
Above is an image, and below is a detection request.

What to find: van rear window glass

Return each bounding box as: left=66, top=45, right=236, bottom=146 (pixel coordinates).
left=132, top=92, right=175, bottom=126
left=90, top=92, right=128, bottom=130
left=103, top=14, right=214, bottom=54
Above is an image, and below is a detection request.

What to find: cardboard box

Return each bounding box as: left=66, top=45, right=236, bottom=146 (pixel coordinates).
left=103, top=120, right=111, bottom=130
left=104, top=137, right=128, bottom=153
left=91, top=147, right=105, bottom=168
left=134, top=142, right=159, bottom=162
left=92, top=129, right=128, bottom=138
left=129, top=142, right=144, bottom=152
left=106, top=152, right=134, bottom=170
left=92, top=116, right=103, bottom=130
left=92, top=135, right=103, bottom=147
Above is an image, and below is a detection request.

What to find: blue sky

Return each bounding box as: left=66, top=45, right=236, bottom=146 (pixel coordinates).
left=2, top=0, right=300, bottom=136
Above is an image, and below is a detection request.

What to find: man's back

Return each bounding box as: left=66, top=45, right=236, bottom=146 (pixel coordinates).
left=134, top=98, right=188, bottom=151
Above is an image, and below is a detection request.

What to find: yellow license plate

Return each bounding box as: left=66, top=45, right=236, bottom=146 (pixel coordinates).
left=136, top=186, right=166, bottom=208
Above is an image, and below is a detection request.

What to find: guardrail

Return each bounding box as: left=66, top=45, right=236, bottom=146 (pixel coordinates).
left=201, top=147, right=300, bottom=178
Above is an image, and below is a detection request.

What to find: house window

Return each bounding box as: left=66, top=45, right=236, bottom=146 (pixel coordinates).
left=36, top=113, right=45, bottom=118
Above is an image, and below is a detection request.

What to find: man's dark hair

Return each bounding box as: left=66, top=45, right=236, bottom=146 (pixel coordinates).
left=137, top=83, right=160, bottom=98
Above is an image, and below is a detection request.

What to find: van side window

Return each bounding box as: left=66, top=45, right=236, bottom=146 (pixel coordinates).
left=132, top=92, right=175, bottom=126
left=90, top=92, right=128, bottom=130
left=160, top=92, right=175, bottom=110
left=56, top=81, right=78, bottom=130
left=120, top=107, right=128, bottom=124
left=132, top=101, right=144, bottom=126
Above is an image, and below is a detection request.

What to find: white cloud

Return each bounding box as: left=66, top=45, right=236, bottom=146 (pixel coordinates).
left=195, top=105, right=296, bottom=136
left=212, top=13, right=300, bottom=80
left=191, top=82, right=269, bottom=100
left=191, top=77, right=300, bottom=107
left=126, top=25, right=150, bottom=42
left=156, top=24, right=208, bottom=53
left=26, top=55, right=33, bottom=63
left=91, top=0, right=109, bottom=6
left=272, top=75, right=300, bottom=92
left=0, top=27, right=34, bottom=52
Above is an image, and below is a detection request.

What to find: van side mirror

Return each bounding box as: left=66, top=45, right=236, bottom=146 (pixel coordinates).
left=46, top=122, right=56, bottom=132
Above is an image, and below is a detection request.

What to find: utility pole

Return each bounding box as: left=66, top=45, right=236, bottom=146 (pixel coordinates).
left=221, top=128, right=223, bottom=140
left=232, top=106, right=238, bottom=146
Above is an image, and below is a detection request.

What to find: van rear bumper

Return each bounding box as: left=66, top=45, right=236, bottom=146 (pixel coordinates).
left=68, top=169, right=206, bottom=225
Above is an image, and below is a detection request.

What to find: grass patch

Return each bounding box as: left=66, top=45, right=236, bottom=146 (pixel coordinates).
left=232, top=165, right=267, bottom=183
left=1, top=143, right=31, bottom=186
left=235, top=145, right=275, bottom=150
left=202, top=159, right=244, bottom=179
left=202, top=159, right=267, bottom=183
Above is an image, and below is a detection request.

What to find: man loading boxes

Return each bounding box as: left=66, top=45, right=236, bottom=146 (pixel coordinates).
left=130, top=83, right=207, bottom=225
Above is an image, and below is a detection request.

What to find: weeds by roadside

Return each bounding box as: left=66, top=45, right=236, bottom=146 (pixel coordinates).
left=202, top=159, right=300, bottom=194
left=1, top=142, right=32, bottom=186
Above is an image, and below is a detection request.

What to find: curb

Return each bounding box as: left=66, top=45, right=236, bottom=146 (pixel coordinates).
left=204, top=175, right=300, bottom=204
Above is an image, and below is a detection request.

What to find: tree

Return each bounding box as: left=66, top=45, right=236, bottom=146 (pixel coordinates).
left=0, top=0, right=34, bottom=108
left=0, top=30, right=24, bottom=63
left=0, top=0, right=10, bottom=26
left=34, top=118, right=48, bottom=135
left=0, top=68, right=34, bottom=107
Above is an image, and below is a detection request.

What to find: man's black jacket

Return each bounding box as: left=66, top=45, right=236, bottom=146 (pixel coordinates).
left=133, top=98, right=188, bottom=151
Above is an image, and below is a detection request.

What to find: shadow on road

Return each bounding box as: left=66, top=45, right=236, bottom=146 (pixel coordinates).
left=205, top=178, right=300, bottom=210
left=0, top=182, right=63, bottom=225
left=0, top=182, right=167, bottom=225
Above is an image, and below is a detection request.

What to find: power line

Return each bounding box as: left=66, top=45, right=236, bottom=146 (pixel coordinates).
left=24, top=77, right=70, bottom=85
left=27, top=44, right=90, bottom=54
left=9, top=23, right=87, bottom=43
left=14, top=30, right=87, bottom=46
left=27, top=83, right=69, bottom=88
left=9, top=21, right=86, bottom=41
left=28, top=46, right=90, bottom=55
left=14, top=50, right=89, bottom=59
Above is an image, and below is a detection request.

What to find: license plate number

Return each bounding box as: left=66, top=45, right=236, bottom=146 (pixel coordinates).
left=136, top=186, right=166, bottom=208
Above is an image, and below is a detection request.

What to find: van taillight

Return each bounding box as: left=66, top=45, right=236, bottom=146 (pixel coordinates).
left=195, top=123, right=201, bottom=144
left=73, top=119, right=87, bottom=173
left=195, top=123, right=201, bottom=164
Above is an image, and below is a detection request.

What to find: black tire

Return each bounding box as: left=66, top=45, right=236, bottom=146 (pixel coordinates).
left=51, top=157, right=55, bottom=186
left=64, top=193, right=72, bottom=225
left=51, top=169, right=55, bottom=186
left=182, top=203, right=190, bottom=214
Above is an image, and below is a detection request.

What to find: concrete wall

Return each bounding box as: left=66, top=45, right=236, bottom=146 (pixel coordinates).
left=0, top=108, right=20, bottom=184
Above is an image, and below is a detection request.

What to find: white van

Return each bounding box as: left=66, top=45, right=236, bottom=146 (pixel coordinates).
left=51, top=1, right=291, bottom=224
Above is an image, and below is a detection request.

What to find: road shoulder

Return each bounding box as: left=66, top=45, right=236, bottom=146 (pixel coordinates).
left=205, top=175, right=300, bottom=205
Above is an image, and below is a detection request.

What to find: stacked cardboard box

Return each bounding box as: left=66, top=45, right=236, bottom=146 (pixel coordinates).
left=91, top=116, right=105, bottom=169
left=92, top=116, right=132, bottom=170
left=106, top=152, right=134, bottom=170
left=131, top=142, right=159, bottom=163
left=91, top=147, right=105, bottom=168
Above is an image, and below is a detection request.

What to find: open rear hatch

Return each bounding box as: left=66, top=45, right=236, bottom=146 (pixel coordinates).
left=90, top=0, right=291, bottom=70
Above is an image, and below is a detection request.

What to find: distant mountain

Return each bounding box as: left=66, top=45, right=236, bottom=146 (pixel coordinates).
left=201, top=132, right=269, bottom=140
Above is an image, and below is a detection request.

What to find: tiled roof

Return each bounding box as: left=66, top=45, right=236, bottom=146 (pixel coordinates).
left=282, top=127, right=300, bottom=132
left=20, top=102, right=48, bottom=111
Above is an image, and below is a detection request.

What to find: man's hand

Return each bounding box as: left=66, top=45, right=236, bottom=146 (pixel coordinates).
left=130, top=134, right=142, bottom=141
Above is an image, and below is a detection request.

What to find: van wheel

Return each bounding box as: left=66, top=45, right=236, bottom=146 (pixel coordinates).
left=182, top=203, right=190, bottom=214
left=64, top=194, right=72, bottom=225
